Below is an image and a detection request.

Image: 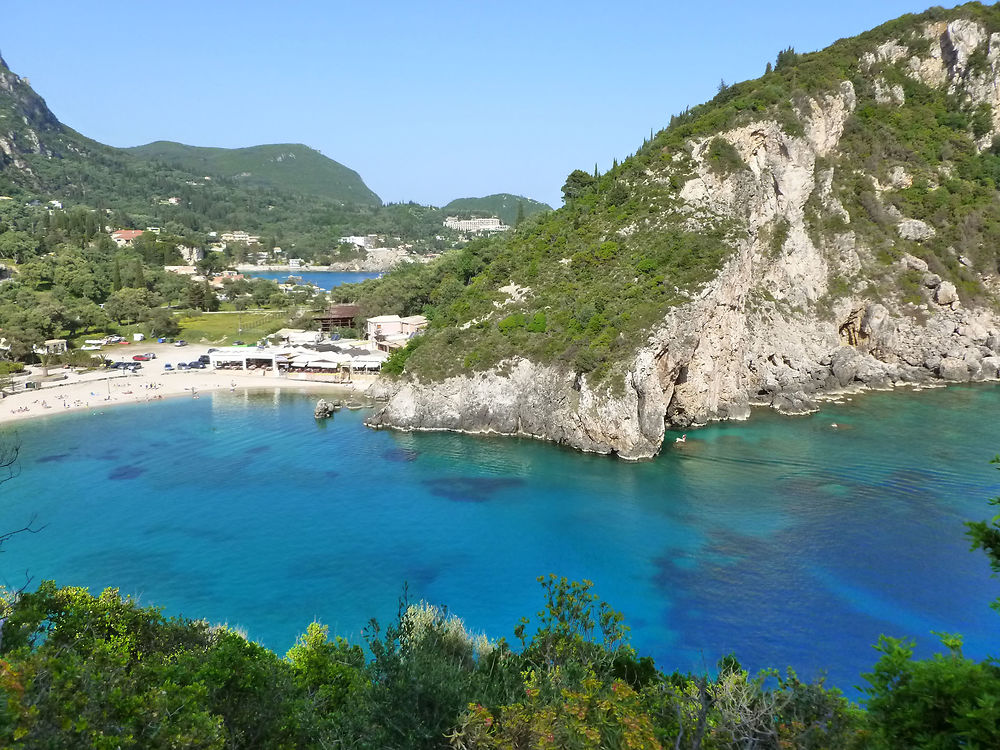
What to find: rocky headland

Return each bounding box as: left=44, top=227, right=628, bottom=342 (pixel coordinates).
left=367, top=13, right=1000, bottom=459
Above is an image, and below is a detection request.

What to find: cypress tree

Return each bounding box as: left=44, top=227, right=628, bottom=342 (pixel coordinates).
left=111, top=258, right=122, bottom=291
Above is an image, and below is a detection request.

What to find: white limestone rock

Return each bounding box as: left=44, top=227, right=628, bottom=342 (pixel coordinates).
left=898, top=218, right=936, bottom=241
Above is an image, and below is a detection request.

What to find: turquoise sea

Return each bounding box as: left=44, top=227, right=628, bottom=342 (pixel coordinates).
left=2, top=384, right=999, bottom=696
left=244, top=270, right=380, bottom=290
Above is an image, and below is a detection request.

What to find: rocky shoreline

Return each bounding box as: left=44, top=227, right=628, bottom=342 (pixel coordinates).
left=237, top=248, right=419, bottom=274
left=365, top=286, right=1000, bottom=460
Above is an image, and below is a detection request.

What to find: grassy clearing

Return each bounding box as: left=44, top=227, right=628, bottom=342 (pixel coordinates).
left=177, top=311, right=288, bottom=344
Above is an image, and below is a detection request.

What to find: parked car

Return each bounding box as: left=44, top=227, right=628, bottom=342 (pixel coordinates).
left=198, top=354, right=211, bottom=364
left=174, top=340, right=187, bottom=347
left=232, top=340, right=246, bottom=346
left=187, top=361, right=205, bottom=369
left=177, top=362, right=188, bottom=370
left=132, top=354, right=151, bottom=361
left=163, top=363, right=173, bottom=371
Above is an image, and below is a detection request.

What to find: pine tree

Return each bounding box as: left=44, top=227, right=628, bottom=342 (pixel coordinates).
left=129, top=259, right=145, bottom=289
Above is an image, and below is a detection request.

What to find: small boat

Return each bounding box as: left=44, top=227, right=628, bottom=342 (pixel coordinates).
left=675, top=434, right=687, bottom=443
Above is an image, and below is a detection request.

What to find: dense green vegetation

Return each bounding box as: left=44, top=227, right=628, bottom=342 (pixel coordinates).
left=349, top=207, right=730, bottom=383
left=125, top=141, right=381, bottom=206
left=442, top=193, right=552, bottom=226
left=0, top=575, right=859, bottom=748
left=343, top=2, right=1000, bottom=384
left=0, top=198, right=331, bottom=362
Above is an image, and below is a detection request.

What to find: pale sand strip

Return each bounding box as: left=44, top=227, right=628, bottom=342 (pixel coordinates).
left=0, top=344, right=375, bottom=426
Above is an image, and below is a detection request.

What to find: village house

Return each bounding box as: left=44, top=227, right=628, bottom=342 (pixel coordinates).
left=209, top=271, right=244, bottom=289
left=221, top=230, right=261, bottom=245
left=111, top=229, right=144, bottom=247
left=365, top=314, right=428, bottom=352
left=443, top=216, right=509, bottom=233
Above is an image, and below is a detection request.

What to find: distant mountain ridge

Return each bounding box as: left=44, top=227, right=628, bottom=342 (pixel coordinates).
left=442, top=193, right=551, bottom=225
left=0, top=52, right=382, bottom=224
left=126, top=141, right=381, bottom=206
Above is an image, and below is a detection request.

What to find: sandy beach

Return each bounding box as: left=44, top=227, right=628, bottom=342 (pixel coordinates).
left=0, top=342, right=375, bottom=426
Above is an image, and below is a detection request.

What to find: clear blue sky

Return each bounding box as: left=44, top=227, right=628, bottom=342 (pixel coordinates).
left=1, top=0, right=963, bottom=207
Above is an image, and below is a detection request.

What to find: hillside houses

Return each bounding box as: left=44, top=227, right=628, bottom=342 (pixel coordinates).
left=366, top=314, right=428, bottom=352
left=221, top=230, right=261, bottom=245
left=443, top=216, right=508, bottom=233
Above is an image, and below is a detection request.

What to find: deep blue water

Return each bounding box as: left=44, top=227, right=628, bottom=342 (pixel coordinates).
left=244, top=270, right=380, bottom=290
left=2, top=384, right=1000, bottom=697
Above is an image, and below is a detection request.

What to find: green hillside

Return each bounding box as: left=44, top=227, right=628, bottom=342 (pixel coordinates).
left=350, top=2, right=1000, bottom=384
left=126, top=141, right=381, bottom=205
left=442, top=193, right=551, bottom=225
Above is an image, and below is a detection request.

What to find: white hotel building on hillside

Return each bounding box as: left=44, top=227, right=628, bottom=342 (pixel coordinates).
left=443, top=216, right=509, bottom=233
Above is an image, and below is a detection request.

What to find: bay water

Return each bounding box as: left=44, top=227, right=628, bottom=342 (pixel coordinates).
left=2, top=383, right=999, bottom=696
left=243, top=270, right=381, bottom=290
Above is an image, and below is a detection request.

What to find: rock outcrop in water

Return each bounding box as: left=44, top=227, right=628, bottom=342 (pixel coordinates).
left=367, top=11, right=1000, bottom=459
left=314, top=399, right=337, bottom=419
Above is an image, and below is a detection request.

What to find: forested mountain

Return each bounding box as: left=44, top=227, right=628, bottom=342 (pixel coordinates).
left=442, top=193, right=551, bottom=225
left=360, top=2, right=1000, bottom=459
left=0, top=54, right=390, bottom=255
left=126, top=141, right=381, bottom=205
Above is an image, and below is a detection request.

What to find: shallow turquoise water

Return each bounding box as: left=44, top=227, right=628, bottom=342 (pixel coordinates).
left=244, top=270, right=380, bottom=290
left=2, top=384, right=999, bottom=695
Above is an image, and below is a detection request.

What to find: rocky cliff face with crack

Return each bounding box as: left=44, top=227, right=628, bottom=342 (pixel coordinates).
left=368, top=13, right=1000, bottom=459
left=0, top=54, right=62, bottom=176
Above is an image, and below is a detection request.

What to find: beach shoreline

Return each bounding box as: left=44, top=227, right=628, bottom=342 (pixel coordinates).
left=0, top=344, right=375, bottom=426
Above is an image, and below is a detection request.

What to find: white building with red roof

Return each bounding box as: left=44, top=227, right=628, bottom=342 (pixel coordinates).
left=111, top=229, right=144, bottom=247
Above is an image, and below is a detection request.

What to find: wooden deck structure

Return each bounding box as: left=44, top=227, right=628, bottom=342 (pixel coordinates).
left=314, top=304, right=361, bottom=332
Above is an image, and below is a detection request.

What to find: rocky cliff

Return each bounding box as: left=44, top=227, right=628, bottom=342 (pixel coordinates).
left=367, top=9, right=1000, bottom=459
left=0, top=54, right=61, bottom=176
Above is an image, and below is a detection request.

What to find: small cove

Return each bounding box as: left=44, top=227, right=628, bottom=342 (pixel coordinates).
left=242, top=270, right=381, bottom=290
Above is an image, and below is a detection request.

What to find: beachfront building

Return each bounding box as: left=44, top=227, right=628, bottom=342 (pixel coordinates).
left=208, top=345, right=387, bottom=374
left=41, top=339, right=68, bottom=355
